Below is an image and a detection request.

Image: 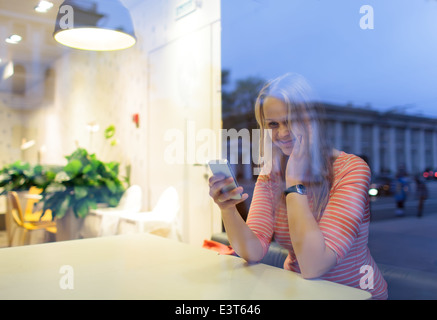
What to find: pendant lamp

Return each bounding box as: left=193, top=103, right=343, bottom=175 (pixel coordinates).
left=53, top=0, right=136, bottom=51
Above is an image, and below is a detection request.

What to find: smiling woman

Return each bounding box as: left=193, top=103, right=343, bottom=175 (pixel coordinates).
left=208, top=73, right=388, bottom=299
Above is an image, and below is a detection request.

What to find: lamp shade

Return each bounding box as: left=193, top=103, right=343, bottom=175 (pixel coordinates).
left=53, top=0, right=136, bottom=51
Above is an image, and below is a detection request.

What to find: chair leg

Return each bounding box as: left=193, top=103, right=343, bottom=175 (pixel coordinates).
left=8, top=229, right=14, bottom=247
left=21, top=229, right=28, bottom=246
left=9, top=226, right=18, bottom=247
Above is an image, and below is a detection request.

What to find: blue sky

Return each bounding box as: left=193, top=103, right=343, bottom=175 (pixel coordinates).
left=221, top=0, right=437, bottom=118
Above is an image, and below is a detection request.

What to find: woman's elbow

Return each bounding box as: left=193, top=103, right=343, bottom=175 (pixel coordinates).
left=299, top=262, right=334, bottom=279
left=239, top=250, right=264, bottom=264
left=300, top=269, right=324, bottom=279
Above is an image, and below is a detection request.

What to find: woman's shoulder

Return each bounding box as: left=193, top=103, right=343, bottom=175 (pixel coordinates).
left=334, top=151, right=371, bottom=176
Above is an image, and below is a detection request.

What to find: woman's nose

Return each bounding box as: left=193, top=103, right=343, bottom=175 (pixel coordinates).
left=277, top=124, right=290, bottom=139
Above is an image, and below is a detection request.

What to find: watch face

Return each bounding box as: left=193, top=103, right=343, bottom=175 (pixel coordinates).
left=297, top=184, right=307, bottom=195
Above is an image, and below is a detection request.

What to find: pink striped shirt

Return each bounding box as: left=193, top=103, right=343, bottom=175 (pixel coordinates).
left=246, top=151, right=388, bottom=299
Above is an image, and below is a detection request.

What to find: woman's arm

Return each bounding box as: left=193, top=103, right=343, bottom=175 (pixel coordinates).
left=209, top=175, right=264, bottom=263
left=221, top=207, right=265, bottom=263
left=284, top=134, right=336, bottom=279
left=285, top=191, right=337, bottom=279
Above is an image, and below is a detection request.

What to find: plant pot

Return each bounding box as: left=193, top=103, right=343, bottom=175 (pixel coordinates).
left=56, top=208, right=84, bottom=241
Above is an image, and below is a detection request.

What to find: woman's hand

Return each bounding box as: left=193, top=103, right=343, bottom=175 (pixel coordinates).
left=285, top=132, right=309, bottom=187
left=208, top=175, right=248, bottom=211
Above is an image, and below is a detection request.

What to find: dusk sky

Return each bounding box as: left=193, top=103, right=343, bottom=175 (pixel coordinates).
left=221, top=0, right=437, bottom=118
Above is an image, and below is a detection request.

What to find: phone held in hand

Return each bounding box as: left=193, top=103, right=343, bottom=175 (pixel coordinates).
left=208, top=159, right=242, bottom=200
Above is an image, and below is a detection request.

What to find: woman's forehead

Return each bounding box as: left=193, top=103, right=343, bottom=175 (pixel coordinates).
left=262, top=97, right=288, bottom=120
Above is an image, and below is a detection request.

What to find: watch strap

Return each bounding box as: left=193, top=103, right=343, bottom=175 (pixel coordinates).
left=284, top=184, right=307, bottom=196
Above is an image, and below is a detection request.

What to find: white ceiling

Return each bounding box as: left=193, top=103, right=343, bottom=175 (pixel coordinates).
left=0, top=0, right=66, bottom=96
left=0, top=0, right=68, bottom=63
left=0, top=0, right=141, bottom=98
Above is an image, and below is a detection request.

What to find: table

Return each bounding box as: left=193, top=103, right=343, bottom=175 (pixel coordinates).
left=0, top=234, right=371, bottom=300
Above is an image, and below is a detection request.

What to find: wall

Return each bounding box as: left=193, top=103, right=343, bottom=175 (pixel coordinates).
left=11, top=0, right=222, bottom=245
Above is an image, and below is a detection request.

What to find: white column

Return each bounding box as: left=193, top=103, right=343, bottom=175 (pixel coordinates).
left=433, top=131, right=437, bottom=170
left=404, top=128, right=412, bottom=175
left=354, top=123, right=362, bottom=155
left=372, top=125, right=380, bottom=175
left=418, top=129, right=426, bottom=174
left=388, top=127, right=396, bottom=174
left=335, top=121, right=342, bottom=150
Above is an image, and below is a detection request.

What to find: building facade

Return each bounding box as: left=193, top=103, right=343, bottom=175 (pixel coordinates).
left=323, top=104, right=437, bottom=177
left=223, top=103, right=437, bottom=181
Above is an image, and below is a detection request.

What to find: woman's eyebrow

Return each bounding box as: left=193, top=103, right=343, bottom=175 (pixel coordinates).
left=265, top=117, right=288, bottom=122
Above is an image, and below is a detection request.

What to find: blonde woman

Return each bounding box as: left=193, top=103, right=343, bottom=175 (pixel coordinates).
left=209, top=73, right=388, bottom=299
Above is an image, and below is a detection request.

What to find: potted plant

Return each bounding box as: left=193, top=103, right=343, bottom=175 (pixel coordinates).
left=0, top=161, right=60, bottom=211
left=41, top=148, right=125, bottom=241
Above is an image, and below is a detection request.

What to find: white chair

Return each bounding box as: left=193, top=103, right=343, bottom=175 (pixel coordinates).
left=117, top=186, right=180, bottom=240
left=80, top=185, right=142, bottom=238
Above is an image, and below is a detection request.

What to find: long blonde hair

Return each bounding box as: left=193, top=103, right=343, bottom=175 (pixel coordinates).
left=254, top=73, right=334, bottom=220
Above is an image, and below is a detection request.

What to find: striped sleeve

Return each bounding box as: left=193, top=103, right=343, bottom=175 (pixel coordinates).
left=319, top=156, right=371, bottom=264
left=246, top=174, right=275, bottom=258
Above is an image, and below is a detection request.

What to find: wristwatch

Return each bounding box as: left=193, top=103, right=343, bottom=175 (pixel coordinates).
left=284, top=184, right=307, bottom=196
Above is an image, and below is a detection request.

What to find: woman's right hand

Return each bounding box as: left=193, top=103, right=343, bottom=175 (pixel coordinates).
left=208, top=175, right=248, bottom=211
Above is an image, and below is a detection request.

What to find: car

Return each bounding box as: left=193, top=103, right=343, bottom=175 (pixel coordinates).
left=423, top=168, right=437, bottom=180
left=369, top=175, right=395, bottom=197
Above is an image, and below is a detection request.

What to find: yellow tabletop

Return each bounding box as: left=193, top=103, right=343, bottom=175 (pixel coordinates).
left=0, top=233, right=371, bottom=300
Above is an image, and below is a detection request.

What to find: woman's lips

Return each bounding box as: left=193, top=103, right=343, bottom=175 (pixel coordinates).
left=278, top=139, right=295, bottom=148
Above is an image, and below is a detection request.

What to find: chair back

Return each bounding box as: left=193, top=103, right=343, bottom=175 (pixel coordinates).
left=24, top=187, right=42, bottom=216
left=152, top=187, right=179, bottom=220
left=116, top=185, right=142, bottom=212
left=8, top=191, right=25, bottom=227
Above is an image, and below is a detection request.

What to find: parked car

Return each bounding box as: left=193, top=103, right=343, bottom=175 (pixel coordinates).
left=369, top=175, right=394, bottom=197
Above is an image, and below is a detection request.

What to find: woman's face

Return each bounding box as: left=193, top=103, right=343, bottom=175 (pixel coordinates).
left=262, top=96, right=297, bottom=156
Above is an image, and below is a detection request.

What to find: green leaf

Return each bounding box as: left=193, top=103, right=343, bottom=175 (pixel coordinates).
left=55, top=171, right=70, bottom=183
left=108, top=197, right=119, bottom=207
left=55, top=197, right=70, bottom=219
left=64, top=159, right=82, bottom=177
left=82, top=164, right=93, bottom=174
left=104, top=179, right=117, bottom=194
left=75, top=199, right=90, bottom=218
left=74, top=186, right=88, bottom=200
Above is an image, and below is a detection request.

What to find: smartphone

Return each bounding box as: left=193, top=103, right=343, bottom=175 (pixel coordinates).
left=208, top=159, right=242, bottom=200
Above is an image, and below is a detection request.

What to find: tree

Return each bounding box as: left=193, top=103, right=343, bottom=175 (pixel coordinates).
left=221, top=70, right=265, bottom=118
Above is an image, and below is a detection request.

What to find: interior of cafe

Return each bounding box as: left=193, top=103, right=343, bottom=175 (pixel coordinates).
left=0, top=0, right=222, bottom=248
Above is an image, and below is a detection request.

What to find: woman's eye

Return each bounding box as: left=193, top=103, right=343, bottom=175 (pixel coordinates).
left=267, top=122, right=279, bottom=128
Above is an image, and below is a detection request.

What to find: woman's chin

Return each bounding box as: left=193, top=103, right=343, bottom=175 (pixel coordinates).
left=280, top=146, right=293, bottom=156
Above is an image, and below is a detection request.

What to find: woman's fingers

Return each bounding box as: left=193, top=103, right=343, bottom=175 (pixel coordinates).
left=209, top=176, right=233, bottom=197
left=217, top=186, right=244, bottom=202
left=208, top=175, right=248, bottom=207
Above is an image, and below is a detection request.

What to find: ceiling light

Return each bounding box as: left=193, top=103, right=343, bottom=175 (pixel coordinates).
left=53, top=0, right=136, bottom=51
left=35, top=1, right=54, bottom=13
left=5, top=35, right=22, bottom=44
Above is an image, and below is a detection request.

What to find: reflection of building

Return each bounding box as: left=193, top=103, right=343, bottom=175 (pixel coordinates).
left=323, top=104, right=437, bottom=176
left=223, top=103, right=437, bottom=181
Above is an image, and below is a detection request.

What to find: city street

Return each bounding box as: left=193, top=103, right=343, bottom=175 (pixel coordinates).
left=370, top=180, right=437, bottom=222
left=368, top=180, right=437, bottom=279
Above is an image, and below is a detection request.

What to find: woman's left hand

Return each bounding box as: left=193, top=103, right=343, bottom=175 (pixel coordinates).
left=285, top=131, right=309, bottom=187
